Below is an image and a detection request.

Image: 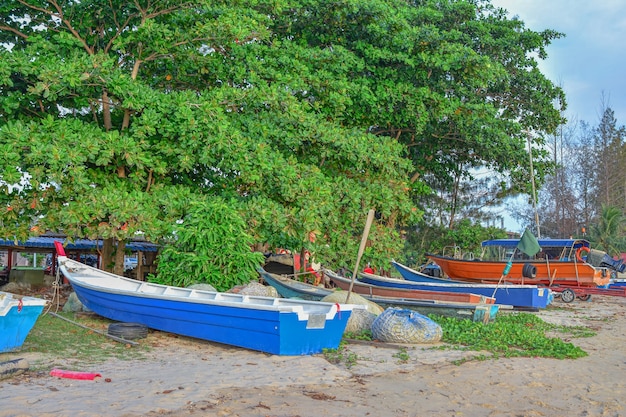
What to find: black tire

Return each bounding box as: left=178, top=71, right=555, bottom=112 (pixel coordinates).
left=561, top=288, right=576, bottom=303
left=522, top=263, right=537, bottom=278
left=578, top=294, right=592, bottom=302
left=108, top=322, right=149, bottom=340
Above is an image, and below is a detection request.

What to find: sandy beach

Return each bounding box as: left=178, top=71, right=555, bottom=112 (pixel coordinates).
left=1, top=294, right=624, bottom=417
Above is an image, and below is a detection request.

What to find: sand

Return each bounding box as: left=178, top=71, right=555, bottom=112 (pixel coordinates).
left=1, top=295, right=624, bottom=417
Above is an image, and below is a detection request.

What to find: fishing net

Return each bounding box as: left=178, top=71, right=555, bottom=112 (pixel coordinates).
left=322, top=291, right=382, bottom=334
left=372, top=308, right=442, bottom=344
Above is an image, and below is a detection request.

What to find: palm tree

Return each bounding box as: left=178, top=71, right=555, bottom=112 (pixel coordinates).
left=588, top=205, right=626, bottom=255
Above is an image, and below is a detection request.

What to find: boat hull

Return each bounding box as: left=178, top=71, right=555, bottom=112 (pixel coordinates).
left=372, top=265, right=551, bottom=309
left=323, top=269, right=499, bottom=322
left=261, top=268, right=499, bottom=322
left=325, top=270, right=495, bottom=305
left=427, top=255, right=610, bottom=287
left=1, top=292, right=47, bottom=353
left=367, top=297, right=500, bottom=323
left=259, top=269, right=329, bottom=301
left=58, top=256, right=356, bottom=356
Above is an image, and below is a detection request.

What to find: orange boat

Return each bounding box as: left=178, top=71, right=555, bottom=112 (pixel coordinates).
left=427, top=239, right=619, bottom=288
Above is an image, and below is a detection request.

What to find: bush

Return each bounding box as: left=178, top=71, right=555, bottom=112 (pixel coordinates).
left=151, top=198, right=264, bottom=291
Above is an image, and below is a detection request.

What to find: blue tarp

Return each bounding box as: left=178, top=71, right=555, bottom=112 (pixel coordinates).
left=481, top=239, right=589, bottom=249
left=0, top=236, right=159, bottom=252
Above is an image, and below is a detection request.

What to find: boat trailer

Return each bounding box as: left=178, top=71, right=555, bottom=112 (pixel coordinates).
left=548, top=285, right=626, bottom=303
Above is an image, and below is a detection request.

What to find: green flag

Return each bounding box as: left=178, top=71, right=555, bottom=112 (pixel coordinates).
left=517, top=229, right=541, bottom=257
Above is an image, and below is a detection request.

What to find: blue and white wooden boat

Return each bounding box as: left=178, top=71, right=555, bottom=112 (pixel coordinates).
left=609, top=279, right=626, bottom=288
left=55, top=242, right=358, bottom=356
left=260, top=268, right=500, bottom=322
left=367, top=263, right=552, bottom=309
left=1, top=291, right=47, bottom=353
left=391, top=260, right=460, bottom=284
left=259, top=268, right=331, bottom=301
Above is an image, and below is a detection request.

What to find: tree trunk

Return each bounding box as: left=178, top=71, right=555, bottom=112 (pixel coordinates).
left=102, top=238, right=114, bottom=272
left=113, top=240, right=126, bottom=276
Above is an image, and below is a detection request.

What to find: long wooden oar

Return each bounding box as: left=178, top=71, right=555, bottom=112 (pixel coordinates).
left=346, top=209, right=376, bottom=303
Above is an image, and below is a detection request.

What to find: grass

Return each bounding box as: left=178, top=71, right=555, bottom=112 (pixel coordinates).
left=325, top=311, right=595, bottom=368
left=430, top=312, right=592, bottom=360
left=5, top=308, right=597, bottom=372
left=323, top=341, right=359, bottom=368
left=1, top=311, right=152, bottom=370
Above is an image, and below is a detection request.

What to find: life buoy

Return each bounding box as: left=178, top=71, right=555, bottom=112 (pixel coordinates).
left=576, top=247, right=590, bottom=262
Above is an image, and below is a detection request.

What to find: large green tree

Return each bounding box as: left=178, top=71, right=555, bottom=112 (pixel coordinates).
left=0, top=0, right=417, bottom=279
left=253, top=0, right=565, bottom=220
left=0, top=0, right=567, bottom=282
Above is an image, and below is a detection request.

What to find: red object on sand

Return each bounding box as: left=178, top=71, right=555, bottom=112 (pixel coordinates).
left=50, top=369, right=102, bottom=380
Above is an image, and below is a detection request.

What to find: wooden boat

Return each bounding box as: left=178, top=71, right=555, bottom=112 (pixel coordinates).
left=1, top=291, right=47, bottom=353
left=609, top=279, right=626, bottom=289
left=260, top=268, right=499, bottom=322
left=322, top=269, right=495, bottom=305
left=54, top=241, right=358, bottom=356
left=391, top=260, right=462, bottom=284
left=258, top=268, right=333, bottom=301
left=427, top=239, right=616, bottom=288
left=363, top=265, right=552, bottom=309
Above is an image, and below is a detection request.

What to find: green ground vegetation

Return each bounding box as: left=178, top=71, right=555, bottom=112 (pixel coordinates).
left=1, top=312, right=151, bottom=370
left=6, top=309, right=593, bottom=372
left=431, top=312, right=590, bottom=360
left=327, top=311, right=592, bottom=367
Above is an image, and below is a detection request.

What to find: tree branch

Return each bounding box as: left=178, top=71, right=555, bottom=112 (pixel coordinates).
left=16, top=0, right=94, bottom=54
left=0, top=25, right=28, bottom=39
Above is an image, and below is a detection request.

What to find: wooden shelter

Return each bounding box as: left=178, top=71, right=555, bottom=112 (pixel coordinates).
left=0, top=235, right=159, bottom=285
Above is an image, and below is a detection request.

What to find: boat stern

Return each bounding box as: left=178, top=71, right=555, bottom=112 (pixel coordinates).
left=592, top=268, right=612, bottom=287
left=0, top=292, right=47, bottom=353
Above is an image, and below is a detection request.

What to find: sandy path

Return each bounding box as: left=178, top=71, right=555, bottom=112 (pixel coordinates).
left=1, top=295, right=624, bottom=417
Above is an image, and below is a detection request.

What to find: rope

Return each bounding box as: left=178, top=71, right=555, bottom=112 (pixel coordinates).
left=43, top=266, right=63, bottom=315
left=49, top=312, right=138, bottom=346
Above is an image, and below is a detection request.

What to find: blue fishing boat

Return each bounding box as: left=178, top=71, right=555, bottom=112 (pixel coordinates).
left=55, top=242, right=358, bottom=356
left=259, top=268, right=331, bottom=301
left=1, top=291, right=47, bottom=353
left=260, top=268, right=500, bottom=322
left=609, top=279, right=626, bottom=288
left=391, top=260, right=460, bottom=284
left=370, top=262, right=552, bottom=309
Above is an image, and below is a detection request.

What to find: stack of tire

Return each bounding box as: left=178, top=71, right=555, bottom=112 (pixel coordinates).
left=107, top=323, right=149, bottom=340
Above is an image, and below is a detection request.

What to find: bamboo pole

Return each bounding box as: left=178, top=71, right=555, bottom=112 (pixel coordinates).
left=346, top=209, right=376, bottom=303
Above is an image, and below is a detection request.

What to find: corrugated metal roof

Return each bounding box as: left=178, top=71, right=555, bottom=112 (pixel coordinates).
left=481, top=239, right=589, bottom=248
left=0, top=236, right=159, bottom=252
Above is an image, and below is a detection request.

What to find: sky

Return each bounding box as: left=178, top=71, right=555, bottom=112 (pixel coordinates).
left=491, top=0, right=626, bottom=126
left=488, top=1, right=626, bottom=232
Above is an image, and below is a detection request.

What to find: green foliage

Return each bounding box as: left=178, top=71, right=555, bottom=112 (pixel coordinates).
left=262, top=0, right=564, bottom=215
left=392, top=347, right=410, bottom=363
left=0, top=0, right=417, bottom=271
left=14, top=313, right=149, bottom=369
left=151, top=198, right=265, bottom=291
left=587, top=205, right=626, bottom=254
left=402, top=219, right=507, bottom=266
left=0, top=0, right=566, bottom=273
left=323, top=342, right=359, bottom=369
left=432, top=312, right=589, bottom=360
left=344, top=329, right=374, bottom=341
